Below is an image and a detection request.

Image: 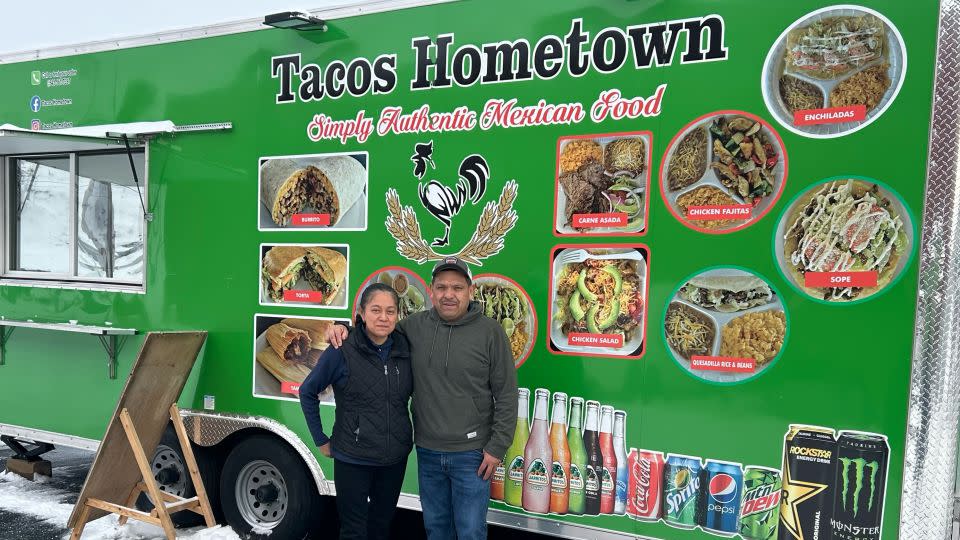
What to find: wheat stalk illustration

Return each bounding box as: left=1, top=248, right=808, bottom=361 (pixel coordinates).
left=385, top=189, right=441, bottom=263
left=457, top=180, right=518, bottom=265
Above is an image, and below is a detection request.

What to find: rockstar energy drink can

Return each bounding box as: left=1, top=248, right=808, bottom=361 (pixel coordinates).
left=829, top=431, right=889, bottom=540
left=778, top=425, right=837, bottom=540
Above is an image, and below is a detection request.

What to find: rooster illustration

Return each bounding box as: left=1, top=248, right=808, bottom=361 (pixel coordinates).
left=417, top=153, right=490, bottom=247
left=411, top=141, right=435, bottom=180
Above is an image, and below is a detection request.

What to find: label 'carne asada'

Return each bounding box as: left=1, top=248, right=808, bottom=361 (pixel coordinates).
left=572, top=213, right=630, bottom=228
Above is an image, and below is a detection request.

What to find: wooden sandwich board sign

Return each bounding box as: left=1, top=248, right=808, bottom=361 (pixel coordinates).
left=68, top=331, right=210, bottom=539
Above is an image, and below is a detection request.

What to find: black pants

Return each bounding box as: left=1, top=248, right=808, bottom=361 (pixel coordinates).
left=334, top=458, right=407, bottom=540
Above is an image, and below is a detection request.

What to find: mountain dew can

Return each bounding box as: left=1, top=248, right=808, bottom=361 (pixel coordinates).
left=740, top=466, right=781, bottom=540
left=663, top=454, right=701, bottom=529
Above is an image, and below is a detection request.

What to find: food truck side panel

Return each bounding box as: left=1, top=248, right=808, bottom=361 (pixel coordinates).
left=0, top=1, right=945, bottom=538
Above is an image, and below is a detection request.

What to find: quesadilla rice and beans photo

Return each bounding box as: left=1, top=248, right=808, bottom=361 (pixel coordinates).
left=663, top=268, right=788, bottom=384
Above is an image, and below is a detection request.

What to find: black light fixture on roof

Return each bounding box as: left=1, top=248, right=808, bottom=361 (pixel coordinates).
left=263, top=11, right=328, bottom=31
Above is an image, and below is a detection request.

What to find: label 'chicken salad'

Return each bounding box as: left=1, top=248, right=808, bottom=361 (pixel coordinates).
left=549, top=247, right=648, bottom=358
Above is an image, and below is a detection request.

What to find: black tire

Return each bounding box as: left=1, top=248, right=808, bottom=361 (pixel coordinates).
left=219, top=434, right=321, bottom=539
left=136, top=424, right=222, bottom=527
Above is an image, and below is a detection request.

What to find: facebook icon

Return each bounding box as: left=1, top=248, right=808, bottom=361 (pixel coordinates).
left=29, top=95, right=41, bottom=112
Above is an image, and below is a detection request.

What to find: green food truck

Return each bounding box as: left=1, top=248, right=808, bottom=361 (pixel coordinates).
left=0, top=0, right=957, bottom=538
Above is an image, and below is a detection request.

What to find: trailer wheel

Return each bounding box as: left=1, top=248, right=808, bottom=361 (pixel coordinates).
left=136, top=425, right=221, bottom=527
left=219, top=434, right=319, bottom=539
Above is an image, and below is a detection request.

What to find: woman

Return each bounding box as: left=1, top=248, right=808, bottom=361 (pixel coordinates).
left=300, top=283, right=413, bottom=540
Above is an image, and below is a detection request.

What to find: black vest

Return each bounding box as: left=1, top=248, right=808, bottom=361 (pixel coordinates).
left=331, top=328, right=413, bottom=464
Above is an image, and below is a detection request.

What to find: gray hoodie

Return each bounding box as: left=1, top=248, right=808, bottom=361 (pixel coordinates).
left=398, top=301, right=518, bottom=459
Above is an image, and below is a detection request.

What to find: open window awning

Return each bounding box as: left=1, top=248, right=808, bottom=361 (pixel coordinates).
left=0, top=120, right=230, bottom=155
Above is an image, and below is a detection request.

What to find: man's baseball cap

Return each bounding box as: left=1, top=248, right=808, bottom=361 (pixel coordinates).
left=432, top=256, right=472, bottom=283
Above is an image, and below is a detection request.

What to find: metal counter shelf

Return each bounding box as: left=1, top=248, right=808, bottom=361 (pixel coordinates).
left=0, top=318, right=137, bottom=379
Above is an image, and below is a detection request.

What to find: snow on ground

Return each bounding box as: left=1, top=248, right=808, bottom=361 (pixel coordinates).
left=0, top=471, right=240, bottom=540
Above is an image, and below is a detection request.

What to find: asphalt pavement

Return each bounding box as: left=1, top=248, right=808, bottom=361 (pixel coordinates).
left=0, top=447, right=541, bottom=540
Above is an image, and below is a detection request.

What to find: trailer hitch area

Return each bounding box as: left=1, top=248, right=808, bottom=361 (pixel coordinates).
left=1, top=435, right=54, bottom=461
left=1, top=434, right=54, bottom=480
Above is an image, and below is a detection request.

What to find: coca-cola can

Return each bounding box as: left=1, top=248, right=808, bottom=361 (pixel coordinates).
left=626, top=448, right=663, bottom=521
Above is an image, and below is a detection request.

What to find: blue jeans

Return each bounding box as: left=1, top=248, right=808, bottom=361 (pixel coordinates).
left=416, top=446, right=490, bottom=540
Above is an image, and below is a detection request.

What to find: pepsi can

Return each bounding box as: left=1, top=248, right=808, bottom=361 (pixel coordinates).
left=699, top=459, right=743, bottom=537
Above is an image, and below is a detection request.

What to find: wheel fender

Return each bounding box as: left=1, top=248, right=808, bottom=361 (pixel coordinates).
left=179, top=409, right=329, bottom=496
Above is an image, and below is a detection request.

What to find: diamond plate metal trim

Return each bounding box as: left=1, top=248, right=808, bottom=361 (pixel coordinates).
left=179, top=409, right=329, bottom=496
left=901, top=2, right=960, bottom=538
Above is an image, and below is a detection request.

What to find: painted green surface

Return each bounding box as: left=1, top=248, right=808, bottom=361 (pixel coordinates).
left=0, top=1, right=938, bottom=537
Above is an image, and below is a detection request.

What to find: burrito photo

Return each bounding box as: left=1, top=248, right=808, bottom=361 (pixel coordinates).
left=678, top=275, right=774, bottom=312
left=260, top=155, right=366, bottom=227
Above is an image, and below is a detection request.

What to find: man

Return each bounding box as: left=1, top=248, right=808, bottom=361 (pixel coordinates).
left=328, top=256, right=518, bottom=540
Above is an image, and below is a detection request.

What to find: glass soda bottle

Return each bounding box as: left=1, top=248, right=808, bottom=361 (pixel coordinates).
left=548, top=392, right=570, bottom=515
left=491, top=453, right=505, bottom=501
left=522, top=388, right=552, bottom=513
left=501, top=388, right=530, bottom=507
left=566, top=397, right=587, bottom=515
left=599, top=405, right=617, bottom=514
left=583, top=400, right=603, bottom=515
left=613, top=410, right=628, bottom=515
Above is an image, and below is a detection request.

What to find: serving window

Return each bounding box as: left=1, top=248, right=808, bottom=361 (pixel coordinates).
left=3, top=149, right=147, bottom=291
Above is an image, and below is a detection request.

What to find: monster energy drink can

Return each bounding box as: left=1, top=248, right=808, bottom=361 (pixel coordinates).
left=830, top=431, right=889, bottom=540
left=740, top=466, right=781, bottom=540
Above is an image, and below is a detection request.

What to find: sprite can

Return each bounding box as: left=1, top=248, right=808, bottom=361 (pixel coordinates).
left=740, top=466, right=782, bottom=540
left=663, top=454, right=701, bottom=529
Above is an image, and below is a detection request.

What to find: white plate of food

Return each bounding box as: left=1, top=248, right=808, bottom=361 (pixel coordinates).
left=761, top=6, right=906, bottom=138
left=661, top=113, right=786, bottom=233
left=472, top=274, right=537, bottom=367
left=258, top=153, right=368, bottom=230
left=355, top=267, right=431, bottom=320
left=252, top=316, right=337, bottom=403
left=664, top=268, right=787, bottom=384
left=259, top=244, right=349, bottom=309
left=549, top=247, right=647, bottom=357
left=774, top=178, right=913, bottom=302
left=555, top=135, right=650, bottom=235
